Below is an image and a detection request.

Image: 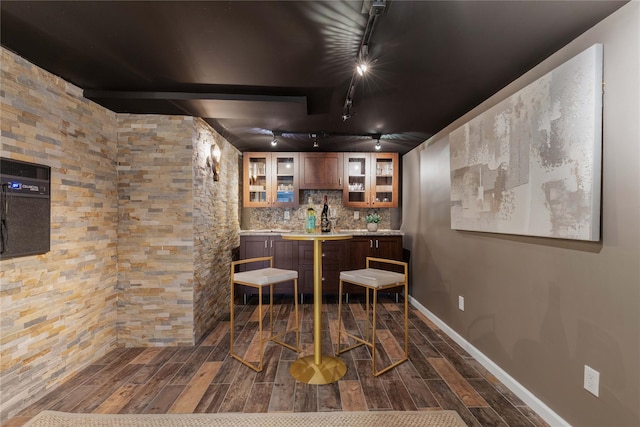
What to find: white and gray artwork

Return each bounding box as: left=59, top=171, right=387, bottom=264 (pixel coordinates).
left=450, top=44, right=602, bottom=241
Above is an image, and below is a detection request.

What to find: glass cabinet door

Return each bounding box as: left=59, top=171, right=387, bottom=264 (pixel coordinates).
left=343, top=153, right=370, bottom=207
left=371, top=153, right=398, bottom=207
left=244, top=153, right=270, bottom=207
left=272, top=153, right=298, bottom=207
left=371, top=153, right=397, bottom=207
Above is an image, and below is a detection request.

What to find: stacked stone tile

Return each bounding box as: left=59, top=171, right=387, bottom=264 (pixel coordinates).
left=1, top=48, right=118, bottom=420
left=0, top=48, right=240, bottom=422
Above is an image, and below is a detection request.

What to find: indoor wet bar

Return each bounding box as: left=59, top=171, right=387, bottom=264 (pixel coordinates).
left=1, top=2, right=637, bottom=427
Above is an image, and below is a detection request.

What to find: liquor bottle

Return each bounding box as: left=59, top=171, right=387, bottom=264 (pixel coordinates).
left=305, top=196, right=316, bottom=233
left=321, top=195, right=331, bottom=233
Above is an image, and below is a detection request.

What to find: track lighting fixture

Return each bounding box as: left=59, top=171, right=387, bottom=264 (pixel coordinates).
left=265, top=130, right=387, bottom=150
left=374, top=134, right=381, bottom=150
left=340, top=0, right=385, bottom=121
left=356, top=45, right=369, bottom=76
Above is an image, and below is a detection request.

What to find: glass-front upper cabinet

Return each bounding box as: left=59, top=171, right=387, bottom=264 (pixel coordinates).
left=272, top=153, right=298, bottom=206
left=343, top=152, right=398, bottom=208
left=243, top=152, right=298, bottom=207
left=372, top=153, right=398, bottom=208
left=343, top=153, right=371, bottom=208
left=245, top=153, right=270, bottom=206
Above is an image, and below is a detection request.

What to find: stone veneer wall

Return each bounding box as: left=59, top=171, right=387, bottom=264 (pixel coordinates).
left=0, top=49, right=241, bottom=421
left=117, top=115, right=240, bottom=346
left=116, top=114, right=196, bottom=346
left=0, top=48, right=119, bottom=421
left=192, top=119, right=240, bottom=341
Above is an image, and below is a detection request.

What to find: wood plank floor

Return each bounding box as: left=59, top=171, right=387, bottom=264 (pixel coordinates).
left=5, top=295, right=550, bottom=427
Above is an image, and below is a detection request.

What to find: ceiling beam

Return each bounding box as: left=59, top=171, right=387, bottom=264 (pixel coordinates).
left=83, top=90, right=307, bottom=105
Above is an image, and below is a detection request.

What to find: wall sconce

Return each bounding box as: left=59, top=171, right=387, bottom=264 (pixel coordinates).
left=207, top=142, right=221, bottom=181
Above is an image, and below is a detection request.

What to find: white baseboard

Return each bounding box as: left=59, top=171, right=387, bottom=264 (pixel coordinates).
left=409, top=296, right=571, bottom=427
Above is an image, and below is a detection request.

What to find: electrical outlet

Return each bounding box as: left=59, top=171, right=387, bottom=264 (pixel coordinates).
left=458, top=296, right=465, bottom=311
left=354, top=211, right=360, bottom=219
left=584, top=365, right=600, bottom=397
left=284, top=210, right=290, bottom=220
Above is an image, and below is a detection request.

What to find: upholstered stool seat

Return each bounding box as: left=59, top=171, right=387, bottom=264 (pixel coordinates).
left=233, top=268, right=298, bottom=286
left=336, top=257, right=409, bottom=376
left=230, top=256, right=300, bottom=372
left=340, top=268, right=405, bottom=288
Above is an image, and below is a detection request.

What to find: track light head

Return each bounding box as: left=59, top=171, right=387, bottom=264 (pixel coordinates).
left=270, top=132, right=279, bottom=147
left=311, top=133, right=319, bottom=148
left=374, top=135, right=381, bottom=150
left=342, top=112, right=351, bottom=121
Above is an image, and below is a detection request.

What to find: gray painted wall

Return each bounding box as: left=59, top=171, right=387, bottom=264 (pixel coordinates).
left=401, top=3, right=639, bottom=426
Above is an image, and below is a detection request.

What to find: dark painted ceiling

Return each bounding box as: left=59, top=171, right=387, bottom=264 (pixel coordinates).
left=0, top=1, right=626, bottom=154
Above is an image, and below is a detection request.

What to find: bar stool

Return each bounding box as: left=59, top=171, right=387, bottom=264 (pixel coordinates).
left=336, top=257, right=409, bottom=376
left=230, top=256, right=300, bottom=372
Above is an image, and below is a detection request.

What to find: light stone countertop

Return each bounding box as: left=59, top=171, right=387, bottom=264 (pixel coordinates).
left=239, top=229, right=404, bottom=236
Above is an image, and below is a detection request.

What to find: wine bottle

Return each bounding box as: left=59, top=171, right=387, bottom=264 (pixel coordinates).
left=305, top=196, right=316, bottom=233
left=321, top=195, right=330, bottom=232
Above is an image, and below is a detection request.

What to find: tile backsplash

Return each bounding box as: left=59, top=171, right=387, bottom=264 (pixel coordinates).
left=242, top=190, right=394, bottom=230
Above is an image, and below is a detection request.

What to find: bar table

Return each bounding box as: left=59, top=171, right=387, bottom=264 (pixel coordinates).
left=281, top=231, right=353, bottom=384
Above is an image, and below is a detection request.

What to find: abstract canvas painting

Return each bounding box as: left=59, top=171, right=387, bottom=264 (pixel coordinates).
left=449, top=44, right=603, bottom=241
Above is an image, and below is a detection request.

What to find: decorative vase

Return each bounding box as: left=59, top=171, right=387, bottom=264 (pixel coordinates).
left=367, top=222, right=378, bottom=232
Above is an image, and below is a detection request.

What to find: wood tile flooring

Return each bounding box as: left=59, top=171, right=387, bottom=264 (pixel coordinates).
left=5, top=295, right=549, bottom=427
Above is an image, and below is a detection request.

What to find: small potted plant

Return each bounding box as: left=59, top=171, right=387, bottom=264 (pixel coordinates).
left=365, top=212, right=381, bottom=232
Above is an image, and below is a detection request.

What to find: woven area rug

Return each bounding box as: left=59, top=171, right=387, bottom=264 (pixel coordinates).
left=24, top=410, right=468, bottom=427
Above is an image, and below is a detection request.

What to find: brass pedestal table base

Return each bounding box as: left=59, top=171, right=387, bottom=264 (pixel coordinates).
left=289, top=355, right=347, bottom=384
left=282, top=232, right=353, bottom=385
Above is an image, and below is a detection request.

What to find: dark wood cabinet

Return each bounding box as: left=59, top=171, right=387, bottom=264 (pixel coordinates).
left=299, top=152, right=343, bottom=189
left=298, top=239, right=347, bottom=298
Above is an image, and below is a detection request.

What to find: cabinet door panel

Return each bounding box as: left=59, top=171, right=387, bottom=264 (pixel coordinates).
left=343, top=153, right=371, bottom=208
left=371, top=153, right=398, bottom=208
left=238, top=236, right=268, bottom=297
left=297, top=241, right=314, bottom=294
left=345, top=237, right=371, bottom=294
left=321, top=240, right=346, bottom=295
left=272, top=153, right=299, bottom=207
left=297, top=240, right=346, bottom=296
left=299, top=153, right=343, bottom=189
left=347, top=237, right=371, bottom=270
left=371, top=236, right=404, bottom=273
left=240, top=236, right=269, bottom=265
left=244, top=153, right=271, bottom=207
left=270, top=236, right=298, bottom=294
